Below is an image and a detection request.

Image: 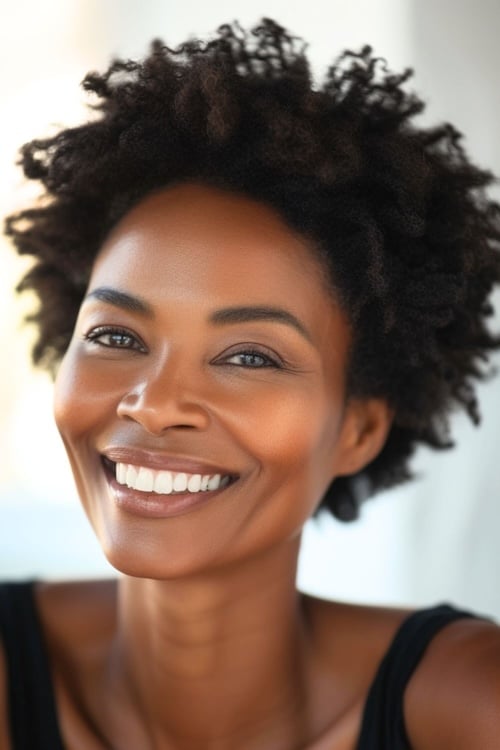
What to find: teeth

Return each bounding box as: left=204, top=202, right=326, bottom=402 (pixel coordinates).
left=154, top=471, right=173, bottom=494
left=187, top=474, right=202, bottom=492
left=117, top=463, right=127, bottom=484
left=114, top=463, right=231, bottom=495
left=173, top=472, right=188, bottom=492
left=136, top=467, right=154, bottom=492
left=125, top=465, right=138, bottom=488
left=208, top=474, right=222, bottom=490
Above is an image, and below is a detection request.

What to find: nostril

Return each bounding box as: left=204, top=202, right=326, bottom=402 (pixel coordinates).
left=116, top=391, right=211, bottom=434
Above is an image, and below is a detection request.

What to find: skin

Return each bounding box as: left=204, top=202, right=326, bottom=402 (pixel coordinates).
left=1, top=183, right=499, bottom=749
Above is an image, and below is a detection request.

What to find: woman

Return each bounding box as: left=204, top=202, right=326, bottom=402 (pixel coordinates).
left=2, top=18, right=500, bottom=750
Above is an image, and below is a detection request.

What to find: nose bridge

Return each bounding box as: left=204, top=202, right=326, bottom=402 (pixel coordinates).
left=117, top=347, right=210, bottom=432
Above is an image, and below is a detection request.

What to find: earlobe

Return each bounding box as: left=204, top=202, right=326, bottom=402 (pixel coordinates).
left=334, top=398, right=393, bottom=477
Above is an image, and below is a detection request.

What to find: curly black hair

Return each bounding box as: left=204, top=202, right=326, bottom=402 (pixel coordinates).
left=5, top=19, right=500, bottom=521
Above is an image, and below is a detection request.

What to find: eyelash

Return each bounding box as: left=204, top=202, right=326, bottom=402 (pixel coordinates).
left=220, top=349, right=282, bottom=369
left=84, top=326, right=146, bottom=352
left=84, top=327, right=284, bottom=369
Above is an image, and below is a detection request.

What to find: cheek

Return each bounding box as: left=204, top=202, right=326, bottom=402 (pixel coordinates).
left=210, top=385, right=346, bottom=559
left=223, top=380, right=345, bottom=488
left=53, top=349, right=118, bottom=530
left=54, top=350, right=86, bottom=439
left=54, top=346, right=121, bottom=440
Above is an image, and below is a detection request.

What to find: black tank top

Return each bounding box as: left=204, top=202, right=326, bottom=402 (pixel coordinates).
left=0, top=581, right=479, bottom=749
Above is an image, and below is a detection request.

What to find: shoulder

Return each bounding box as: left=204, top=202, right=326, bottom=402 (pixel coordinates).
left=0, top=579, right=116, bottom=750
left=34, top=578, right=117, bottom=662
left=405, top=611, right=500, bottom=749
left=304, top=594, right=410, bottom=656
left=303, top=594, right=411, bottom=693
left=34, top=577, right=117, bottom=620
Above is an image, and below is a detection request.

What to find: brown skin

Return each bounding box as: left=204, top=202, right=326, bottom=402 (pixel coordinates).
left=1, top=183, right=499, bottom=749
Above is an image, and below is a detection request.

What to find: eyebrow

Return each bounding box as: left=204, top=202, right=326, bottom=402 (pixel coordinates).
left=84, top=287, right=312, bottom=342
left=209, top=306, right=312, bottom=342
left=84, top=287, right=154, bottom=317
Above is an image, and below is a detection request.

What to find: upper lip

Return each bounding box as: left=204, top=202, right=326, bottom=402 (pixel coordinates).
left=102, top=447, right=238, bottom=477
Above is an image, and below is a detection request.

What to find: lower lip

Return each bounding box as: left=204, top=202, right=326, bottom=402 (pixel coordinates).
left=105, top=474, right=233, bottom=519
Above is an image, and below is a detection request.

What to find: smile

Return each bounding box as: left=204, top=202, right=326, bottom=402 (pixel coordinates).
left=116, top=463, right=231, bottom=495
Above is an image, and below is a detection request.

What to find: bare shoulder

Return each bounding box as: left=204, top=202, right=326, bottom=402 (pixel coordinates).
left=303, top=594, right=411, bottom=690
left=35, top=577, right=117, bottom=618
left=405, top=613, right=500, bottom=749
left=304, top=594, right=411, bottom=653
left=33, top=577, right=118, bottom=694
left=34, top=578, right=117, bottom=655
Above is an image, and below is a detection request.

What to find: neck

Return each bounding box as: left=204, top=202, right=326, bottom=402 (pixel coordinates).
left=109, top=537, right=314, bottom=749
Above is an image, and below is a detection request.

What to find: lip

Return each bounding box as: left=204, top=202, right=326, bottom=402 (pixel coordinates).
left=102, top=447, right=237, bottom=477
left=100, top=448, right=239, bottom=519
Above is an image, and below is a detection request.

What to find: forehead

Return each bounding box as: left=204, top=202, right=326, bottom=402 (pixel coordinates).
left=91, top=182, right=342, bottom=338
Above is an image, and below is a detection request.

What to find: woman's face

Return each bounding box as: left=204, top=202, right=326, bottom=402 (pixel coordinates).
left=54, top=183, right=381, bottom=578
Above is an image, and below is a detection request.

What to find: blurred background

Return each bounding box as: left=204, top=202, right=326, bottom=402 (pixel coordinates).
left=1, top=0, right=499, bottom=617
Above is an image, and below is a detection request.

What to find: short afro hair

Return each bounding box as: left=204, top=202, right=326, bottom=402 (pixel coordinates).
left=6, top=19, right=500, bottom=521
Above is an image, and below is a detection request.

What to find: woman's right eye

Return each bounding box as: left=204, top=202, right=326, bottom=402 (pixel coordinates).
left=84, top=326, right=146, bottom=352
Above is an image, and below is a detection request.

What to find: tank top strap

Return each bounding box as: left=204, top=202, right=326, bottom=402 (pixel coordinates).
left=0, top=581, right=65, bottom=750
left=356, top=604, right=479, bottom=749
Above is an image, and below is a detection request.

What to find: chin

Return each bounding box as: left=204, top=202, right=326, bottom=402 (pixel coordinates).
left=94, top=522, right=226, bottom=581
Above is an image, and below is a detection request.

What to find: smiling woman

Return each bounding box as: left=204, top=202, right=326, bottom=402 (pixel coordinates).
left=54, top=182, right=383, bottom=581
left=2, top=18, right=500, bottom=750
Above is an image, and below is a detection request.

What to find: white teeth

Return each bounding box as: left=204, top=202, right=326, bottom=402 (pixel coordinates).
left=136, top=467, right=154, bottom=492
left=154, top=471, right=173, bottom=494
left=173, top=472, right=188, bottom=492
left=125, top=465, right=138, bottom=488
left=208, top=474, right=222, bottom=490
left=114, top=463, right=231, bottom=496
left=187, top=474, right=202, bottom=493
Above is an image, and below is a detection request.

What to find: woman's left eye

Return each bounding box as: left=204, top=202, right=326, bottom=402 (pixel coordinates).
left=221, top=350, right=281, bottom=368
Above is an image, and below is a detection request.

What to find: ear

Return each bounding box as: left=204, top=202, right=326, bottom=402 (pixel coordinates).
left=334, top=398, right=393, bottom=477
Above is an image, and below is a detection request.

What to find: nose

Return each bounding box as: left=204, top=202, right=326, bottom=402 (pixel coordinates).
left=116, top=360, right=211, bottom=435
